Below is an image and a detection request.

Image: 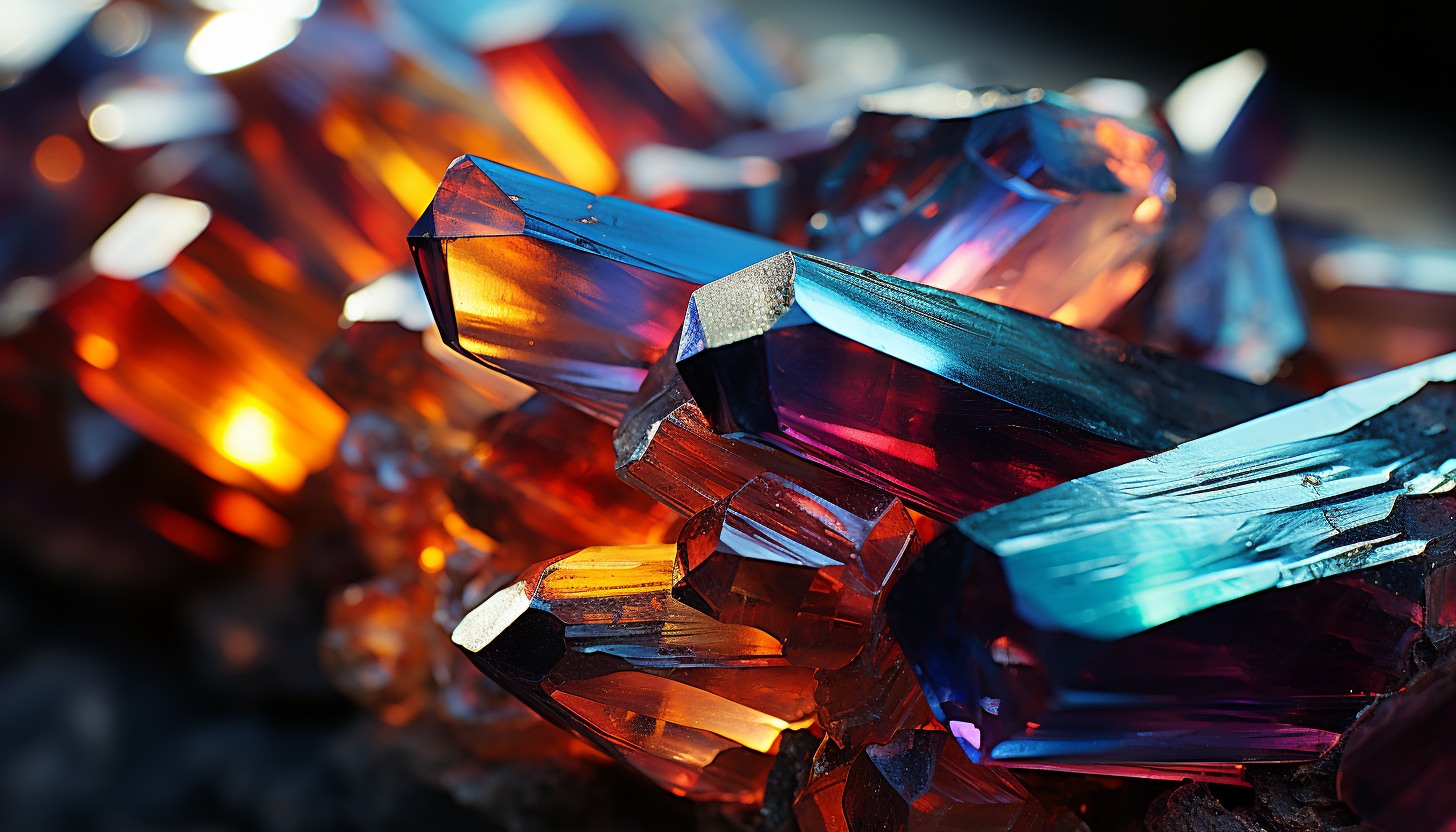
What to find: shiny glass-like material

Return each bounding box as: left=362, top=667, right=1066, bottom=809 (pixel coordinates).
left=675, top=252, right=1300, bottom=520
left=887, top=528, right=1424, bottom=774
left=451, top=470, right=926, bottom=802
left=795, top=730, right=1046, bottom=832
left=962, top=352, right=1456, bottom=640
left=408, top=155, right=792, bottom=423
left=813, top=87, right=1172, bottom=328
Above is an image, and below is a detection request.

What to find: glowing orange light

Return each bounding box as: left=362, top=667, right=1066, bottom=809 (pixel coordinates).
left=33, top=135, right=84, bottom=184
left=419, top=545, right=445, bottom=573
left=140, top=501, right=228, bottom=560
left=1132, top=196, right=1164, bottom=223
left=489, top=53, right=619, bottom=193
left=75, top=332, right=119, bottom=369
left=211, top=488, right=292, bottom=547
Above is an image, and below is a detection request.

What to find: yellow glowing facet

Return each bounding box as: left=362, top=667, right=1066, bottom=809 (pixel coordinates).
left=220, top=405, right=277, bottom=466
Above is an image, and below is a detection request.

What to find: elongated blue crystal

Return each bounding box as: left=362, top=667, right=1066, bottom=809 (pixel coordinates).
left=409, top=155, right=792, bottom=423
left=961, top=352, right=1456, bottom=640
left=675, top=251, right=1301, bottom=520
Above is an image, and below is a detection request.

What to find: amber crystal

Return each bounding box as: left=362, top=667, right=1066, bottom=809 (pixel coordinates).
left=320, top=576, right=435, bottom=726
left=408, top=155, right=791, bottom=422
left=55, top=274, right=344, bottom=494
left=453, top=542, right=811, bottom=802
left=479, top=27, right=725, bottom=193
left=459, top=395, right=683, bottom=552
left=795, top=731, right=1047, bottom=832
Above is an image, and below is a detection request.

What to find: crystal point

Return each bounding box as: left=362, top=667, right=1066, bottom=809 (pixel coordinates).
left=408, top=156, right=793, bottom=423
left=813, top=88, right=1172, bottom=328
left=454, top=469, right=930, bottom=800
left=962, top=352, right=1456, bottom=640
left=888, top=527, right=1425, bottom=775
left=675, top=252, right=1301, bottom=520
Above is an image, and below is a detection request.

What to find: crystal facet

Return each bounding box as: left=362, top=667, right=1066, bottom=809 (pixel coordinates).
left=795, top=730, right=1047, bottom=832
left=812, top=87, right=1172, bottom=328
left=675, top=252, right=1301, bottom=520
left=961, top=352, right=1456, bottom=640
left=888, top=527, right=1425, bottom=774
left=408, top=155, right=792, bottom=423
left=452, top=469, right=929, bottom=801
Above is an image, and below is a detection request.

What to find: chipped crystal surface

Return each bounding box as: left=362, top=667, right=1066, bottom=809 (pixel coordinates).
left=962, top=352, right=1456, bottom=640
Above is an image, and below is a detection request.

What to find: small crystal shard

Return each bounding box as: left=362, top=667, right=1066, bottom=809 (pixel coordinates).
left=675, top=251, right=1301, bottom=520
left=962, top=352, right=1456, bottom=640
left=812, top=87, right=1172, bottom=328
left=888, top=526, right=1425, bottom=773
left=795, top=730, right=1046, bottom=832
left=408, top=155, right=792, bottom=423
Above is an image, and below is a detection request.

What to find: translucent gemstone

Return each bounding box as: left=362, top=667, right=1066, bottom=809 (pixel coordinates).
left=55, top=270, right=345, bottom=495
left=812, top=87, right=1172, bottom=328
left=319, top=577, right=435, bottom=727
left=407, top=155, right=792, bottom=423
left=675, top=252, right=1301, bottom=520
left=479, top=27, right=727, bottom=189
left=888, top=527, right=1425, bottom=775
left=794, top=731, right=1046, bottom=832
left=961, top=352, right=1456, bottom=640
left=452, top=542, right=809, bottom=802
left=451, top=470, right=926, bottom=801
left=459, top=394, right=683, bottom=552
left=1149, top=183, right=1306, bottom=383
left=614, top=340, right=883, bottom=518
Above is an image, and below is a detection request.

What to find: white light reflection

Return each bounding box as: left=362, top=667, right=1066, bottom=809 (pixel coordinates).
left=1311, top=243, right=1456, bottom=295
left=90, top=194, right=213, bottom=280
left=625, top=144, right=780, bottom=199
left=0, top=0, right=108, bottom=73
left=87, top=1, right=152, bottom=57
left=185, top=11, right=302, bottom=75
left=192, top=0, right=319, bottom=18
left=1164, top=49, right=1266, bottom=155
left=1066, top=78, right=1148, bottom=119
left=86, top=80, right=239, bottom=149
left=342, top=272, right=435, bottom=331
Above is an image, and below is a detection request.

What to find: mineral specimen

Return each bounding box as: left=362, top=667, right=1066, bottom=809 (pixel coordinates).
left=408, top=155, right=791, bottom=423
left=675, top=251, right=1300, bottom=520
left=962, top=352, right=1456, bottom=640
left=795, top=730, right=1047, bottom=832
left=451, top=469, right=929, bottom=801
left=812, top=84, right=1172, bottom=328
left=888, top=527, right=1425, bottom=774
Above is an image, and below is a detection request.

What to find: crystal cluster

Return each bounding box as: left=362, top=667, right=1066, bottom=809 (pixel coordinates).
left=5, top=4, right=1454, bottom=830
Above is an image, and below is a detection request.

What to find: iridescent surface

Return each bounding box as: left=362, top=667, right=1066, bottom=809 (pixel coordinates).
left=962, top=352, right=1456, bottom=640
left=675, top=252, right=1300, bottom=520
left=1150, top=183, right=1306, bottom=383
left=408, top=155, right=792, bottom=422
left=813, top=86, right=1172, bottom=328
left=795, top=730, right=1046, bottom=832
left=887, top=527, right=1425, bottom=773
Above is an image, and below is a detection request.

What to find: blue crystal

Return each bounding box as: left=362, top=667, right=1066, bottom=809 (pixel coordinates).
left=674, top=251, right=1300, bottom=520
left=961, top=352, right=1456, bottom=640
